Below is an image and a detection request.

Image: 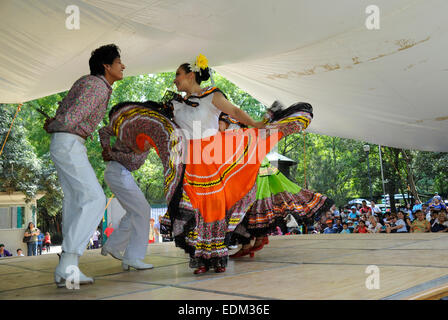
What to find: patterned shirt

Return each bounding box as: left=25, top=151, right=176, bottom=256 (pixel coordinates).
left=99, top=126, right=149, bottom=172
left=46, top=75, right=112, bottom=138
left=411, top=219, right=430, bottom=232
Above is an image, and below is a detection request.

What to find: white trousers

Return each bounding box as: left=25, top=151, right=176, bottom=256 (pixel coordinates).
left=104, top=161, right=151, bottom=260
left=50, top=133, right=106, bottom=256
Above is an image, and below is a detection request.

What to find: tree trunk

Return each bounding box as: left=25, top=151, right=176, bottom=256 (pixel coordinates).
left=401, top=149, right=420, bottom=203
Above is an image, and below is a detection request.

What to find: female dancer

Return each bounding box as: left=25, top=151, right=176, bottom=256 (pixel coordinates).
left=106, top=54, right=313, bottom=274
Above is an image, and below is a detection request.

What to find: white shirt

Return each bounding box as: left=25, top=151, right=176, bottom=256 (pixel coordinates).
left=172, top=89, right=221, bottom=139
left=396, top=219, right=407, bottom=232
left=371, top=206, right=381, bottom=215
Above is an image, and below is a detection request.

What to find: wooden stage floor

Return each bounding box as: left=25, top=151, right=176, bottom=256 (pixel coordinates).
left=1, top=233, right=447, bottom=300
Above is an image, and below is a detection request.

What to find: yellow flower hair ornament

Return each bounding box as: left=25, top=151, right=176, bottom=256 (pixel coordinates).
left=189, top=54, right=208, bottom=74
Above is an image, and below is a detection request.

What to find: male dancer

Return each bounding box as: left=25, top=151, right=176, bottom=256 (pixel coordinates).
left=44, top=44, right=125, bottom=287
left=99, top=124, right=153, bottom=271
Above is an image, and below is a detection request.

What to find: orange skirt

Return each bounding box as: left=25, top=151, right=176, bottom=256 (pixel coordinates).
left=183, top=128, right=283, bottom=223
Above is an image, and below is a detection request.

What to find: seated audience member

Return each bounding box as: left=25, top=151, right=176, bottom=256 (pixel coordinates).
left=331, top=205, right=340, bottom=217
left=354, top=220, right=368, bottom=233
left=430, top=197, right=446, bottom=212
left=404, top=204, right=414, bottom=221
left=0, top=244, right=12, bottom=257
left=411, top=210, right=431, bottom=233
left=285, top=214, right=300, bottom=234
left=394, top=212, right=408, bottom=233
left=347, top=220, right=355, bottom=233
left=429, top=210, right=440, bottom=226
left=401, top=211, right=413, bottom=231
left=382, top=212, right=392, bottom=225
left=367, top=216, right=383, bottom=233
left=348, top=206, right=359, bottom=222
left=334, top=218, right=343, bottom=233
left=431, top=212, right=448, bottom=233
left=323, top=220, right=338, bottom=234
left=340, top=223, right=351, bottom=234
left=359, top=200, right=372, bottom=215
left=340, top=208, right=349, bottom=222
left=16, top=249, right=24, bottom=257
left=386, top=215, right=400, bottom=233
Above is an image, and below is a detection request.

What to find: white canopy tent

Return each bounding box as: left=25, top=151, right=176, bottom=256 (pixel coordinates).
left=1, top=0, right=447, bottom=151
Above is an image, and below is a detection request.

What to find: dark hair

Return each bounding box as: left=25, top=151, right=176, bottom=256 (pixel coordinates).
left=0, top=244, right=4, bottom=247
left=179, top=63, right=210, bottom=84
left=17, top=248, right=22, bottom=252
left=89, top=44, right=121, bottom=76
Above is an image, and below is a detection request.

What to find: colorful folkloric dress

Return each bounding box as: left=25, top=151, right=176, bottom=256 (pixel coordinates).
left=218, top=114, right=333, bottom=245
left=234, top=158, right=333, bottom=244
left=107, top=87, right=313, bottom=271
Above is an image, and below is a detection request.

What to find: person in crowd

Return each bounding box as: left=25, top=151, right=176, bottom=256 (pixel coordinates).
left=148, top=218, right=156, bottom=244
left=340, top=223, right=351, bottom=234
left=385, top=214, right=398, bottom=233
left=367, top=216, right=382, bottom=233
left=44, top=232, right=51, bottom=253
left=404, top=204, right=414, bottom=221
left=370, top=201, right=382, bottom=217
left=412, top=199, right=422, bottom=214
left=431, top=212, right=448, bottom=232
left=331, top=205, right=340, bottom=218
left=340, top=208, right=348, bottom=222
left=401, top=211, right=413, bottom=232
left=91, top=228, right=101, bottom=249
left=347, top=220, right=355, bottom=233
left=285, top=213, right=300, bottom=234
left=348, top=206, right=359, bottom=222
left=421, top=204, right=430, bottom=220
left=16, top=248, right=24, bottom=257
left=334, top=218, right=343, bottom=233
left=359, top=200, right=372, bottom=216
left=24, top=222, right=40, bottom=256
left=411, top=210, right=431, bottom=233
left=323, top=220, right=338, bottom=234
left=0, top=244, right=12, bottom=257
left=37, top=232, right=44, bottom=255
left=394, top=212, right=408, bottom=233
left=429, top=210, right=440, bottom=226
left=271, top=225, right=283, bottom=236
left=154, top=216, right=161, bottom=243
left=354, top=220, right=368, bottom=233
left=382, top=212, right=391, bottom=225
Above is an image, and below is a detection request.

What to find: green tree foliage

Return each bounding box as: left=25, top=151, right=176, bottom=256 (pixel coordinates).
left=0, top=105, right=42, bottom=200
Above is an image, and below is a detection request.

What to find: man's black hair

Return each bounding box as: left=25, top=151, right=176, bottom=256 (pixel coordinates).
left=89, top=44, right=121, bottom=76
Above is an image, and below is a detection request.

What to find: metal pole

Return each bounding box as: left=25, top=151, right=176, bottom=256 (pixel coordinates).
left=378, top=145, right=386, bottom=203
left=367, top=151, right=373, bottom=200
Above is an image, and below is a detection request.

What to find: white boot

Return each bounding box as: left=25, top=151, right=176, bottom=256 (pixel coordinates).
left=54, top=252, right=94, bottom=288
left=122, top=259, right=154, bottom=271
left=101, top=245, right=123, bottom=261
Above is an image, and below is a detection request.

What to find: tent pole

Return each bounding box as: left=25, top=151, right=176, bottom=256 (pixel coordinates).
left=378, top=145, right=387, bottom=205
